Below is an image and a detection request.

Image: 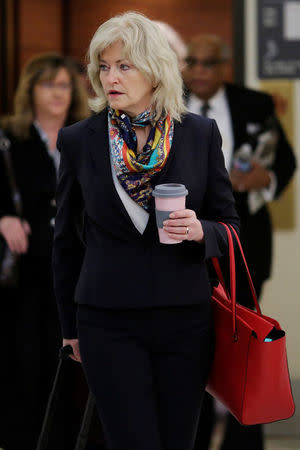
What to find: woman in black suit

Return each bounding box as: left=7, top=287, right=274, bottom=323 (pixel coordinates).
left=53, top=12, right=240, bottom=450
left=0, top=53, right=89, bottom=449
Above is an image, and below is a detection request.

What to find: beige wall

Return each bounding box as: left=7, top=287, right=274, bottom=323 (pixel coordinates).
left=245, top=0, right=300, bottom=435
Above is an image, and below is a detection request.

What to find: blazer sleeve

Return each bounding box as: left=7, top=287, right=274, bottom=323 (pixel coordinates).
left=200, top=119, right=240, bottom=259
left=269, top=112, right=296, bottom=199
left=52, top=129, right=85, bottom=339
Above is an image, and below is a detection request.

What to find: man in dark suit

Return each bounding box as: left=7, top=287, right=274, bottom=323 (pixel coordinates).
left=183, top=34, right=296, bottom=450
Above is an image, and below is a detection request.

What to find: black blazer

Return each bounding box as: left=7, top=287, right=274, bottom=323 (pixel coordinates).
left=53, top=110, right=240, bottom=338
left=0, top=126, right=57, bottom=261
left=224, top=83, right=296, bottom=285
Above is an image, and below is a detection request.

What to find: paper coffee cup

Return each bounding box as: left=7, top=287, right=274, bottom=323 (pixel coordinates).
left=152, top=183, right=188, bottom=244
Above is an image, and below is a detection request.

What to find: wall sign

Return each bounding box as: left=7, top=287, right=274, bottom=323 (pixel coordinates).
left=258, top=0, right=300, bottom=78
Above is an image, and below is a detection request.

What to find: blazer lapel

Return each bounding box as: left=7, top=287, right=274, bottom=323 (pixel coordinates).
left=141, top=119, right=185, bottom=238
left=86, top=111, right=142, bottom=239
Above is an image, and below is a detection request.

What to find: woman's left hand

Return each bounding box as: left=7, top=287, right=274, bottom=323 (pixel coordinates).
left=163, top=209, right=204, bottom=243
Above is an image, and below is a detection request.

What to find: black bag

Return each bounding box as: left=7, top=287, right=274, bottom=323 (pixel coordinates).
left=0, top=236, right=19, bottom=287
left=0, top=130, right=22, bottom=288
left=36, top=345, right=97, bottom=450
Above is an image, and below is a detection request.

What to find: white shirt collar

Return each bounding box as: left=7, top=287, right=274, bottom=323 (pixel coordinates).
left=186, top=86, right=234, bottom=171
left=187, top=87, right=227, bottom=114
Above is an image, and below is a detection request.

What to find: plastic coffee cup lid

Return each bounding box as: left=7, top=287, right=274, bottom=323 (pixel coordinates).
left=152, top=183, right=188, bottom=198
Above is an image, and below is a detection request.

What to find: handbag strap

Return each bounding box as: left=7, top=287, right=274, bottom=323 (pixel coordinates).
left=211, top=223, right=261, bottom=338
left=0, top=130, right=23, bottom=217
left=212, top=223, right=237, bottom=338
left=227, top=224, right=261, bottom=315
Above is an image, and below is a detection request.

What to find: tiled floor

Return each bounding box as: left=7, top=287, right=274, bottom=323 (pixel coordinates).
left=210, top=421, right=300, bottom=450
left=211, top=436, right=300, bottom=449
left=265, top=439, right=300, bottom=450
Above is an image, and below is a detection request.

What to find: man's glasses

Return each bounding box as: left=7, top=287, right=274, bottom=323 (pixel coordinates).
left=37, top=81, right=72, bottom=91
left=185, top=57, right=225, bottom=70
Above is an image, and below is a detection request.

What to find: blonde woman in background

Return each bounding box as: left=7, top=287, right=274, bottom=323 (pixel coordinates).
left=0, top=53, right=89, bottom=450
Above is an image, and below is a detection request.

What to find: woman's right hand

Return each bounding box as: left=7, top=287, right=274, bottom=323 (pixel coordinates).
left=63, top=338, right=82, bottom=363
left=0, top=216, right=31, bottom=254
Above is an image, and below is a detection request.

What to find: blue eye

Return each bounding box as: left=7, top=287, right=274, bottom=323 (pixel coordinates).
left=120, top=64, right=130, bottom=71
left=99, top=64, right=109, bottom=71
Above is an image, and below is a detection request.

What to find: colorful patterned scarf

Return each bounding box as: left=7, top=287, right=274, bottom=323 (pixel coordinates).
left=108, top=107, right=174, bottom=210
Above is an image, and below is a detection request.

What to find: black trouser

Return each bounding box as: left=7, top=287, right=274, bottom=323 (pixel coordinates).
left=77, top=303, right=215, bottom=450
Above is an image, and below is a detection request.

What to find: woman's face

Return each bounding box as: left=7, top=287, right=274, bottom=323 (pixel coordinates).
left=33, top=67, right=72, bottom=119
left=99, top=40, right=154, bottom=117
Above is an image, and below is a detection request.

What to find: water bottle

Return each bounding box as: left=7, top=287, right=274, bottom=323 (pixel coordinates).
left=233, top=143, right=252, bottom=172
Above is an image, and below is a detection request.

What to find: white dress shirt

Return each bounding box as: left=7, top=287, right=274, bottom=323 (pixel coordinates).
left=187, top=88, right=234, bottom=171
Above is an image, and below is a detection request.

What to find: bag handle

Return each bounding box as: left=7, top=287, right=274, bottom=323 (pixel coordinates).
left=211, top=223, right=261, bottom=339
left=227, top=224, right=261, bottom=315
left=212, top=223, right=237, bottom=339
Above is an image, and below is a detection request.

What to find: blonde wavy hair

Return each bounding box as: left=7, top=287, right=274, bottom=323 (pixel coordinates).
left=1, top=53, right=90, bottom=139
left=87, top=11, right=186, bottom=122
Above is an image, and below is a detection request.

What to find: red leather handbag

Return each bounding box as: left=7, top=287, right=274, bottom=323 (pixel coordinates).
left=206, top=223, right=295, bottom=425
